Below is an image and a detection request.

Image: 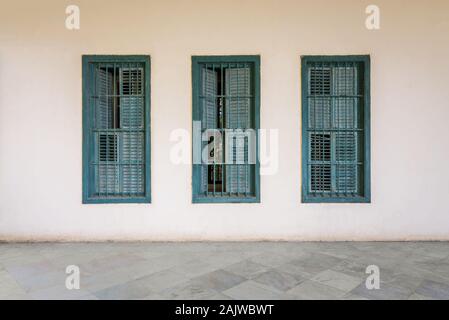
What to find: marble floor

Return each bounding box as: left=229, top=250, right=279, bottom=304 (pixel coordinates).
left=0, top=242, right=448, bottom=300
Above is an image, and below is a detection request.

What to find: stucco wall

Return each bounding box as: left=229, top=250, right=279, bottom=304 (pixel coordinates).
left=1, top=0, right=449, bottom=241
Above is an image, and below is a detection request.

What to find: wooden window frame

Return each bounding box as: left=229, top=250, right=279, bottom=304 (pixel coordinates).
left=82, top=55, right=151, bottom=204
left=191, top=55, right=261, bottom=204
left=301, top=55, right=371, bottom=203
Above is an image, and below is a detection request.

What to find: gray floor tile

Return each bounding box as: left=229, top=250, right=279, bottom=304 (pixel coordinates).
left=331, top=259, right=367, bottom=279
left=92, top=268, right=187, bottom=299
left=12, top=270, right=66, bottom=292
left=350, top=281, right=412, bottom=300
left=203, top=292, right=234, bottom=300
left=249, top=252, right=297, bottom=268
left=223, top=280, right=294, bottom=300
left=0, top=270, right=28, bottom=299
left=169, top=259, right=218, bottom=278
left=0, top=242, right=448, bottom=300
left=411, top=242, right=449, bottom=259
left=288, top=252, right=343, bottom=277
left=379, top=269, right=424, bottom=293
left=29, top=285, right=94, bottom=300
left=275, top=262, right=314, bottom=279
left=190, top=269, right=246, bottom=292
left=253, top=269, right=305, bottom=292
left=4, top=259, right=56, bottom=281
left=159, top=279, right=220, bottom=300
left=430, top=258, right=449, bottom=280
left=79, top=253, right=148, bottom=275
left=311, top=269, right=363, bottom=292
left=94, top=280, right=154, bottom=300
left=136, top=269, right=188, bottom=293
left=415, top=280, right=449, bottom=299
left=408, top=293, right=435, bottom=300
left=224, top=260, right=269, bottom=279
left=342, top=293, right=369, bottom=300
left=287, top=280, right=346, bottom=300
left=82, top=260, right=164, bottom=292
left=142, top=292, right=165, bottom=300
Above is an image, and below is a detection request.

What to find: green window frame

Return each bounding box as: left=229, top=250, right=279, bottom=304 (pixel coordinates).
left=301, top=55, right=370, bottom=203
left=192, top=56, right=260, bottom=203
left=82, top=55, right=151, bottom=204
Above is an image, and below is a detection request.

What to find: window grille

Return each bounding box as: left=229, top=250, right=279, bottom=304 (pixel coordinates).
left=192, top=56, right=260, bottom=203
left=82, top=56, right=151, bottom=203
left=302, top=56, right=370, bottom=203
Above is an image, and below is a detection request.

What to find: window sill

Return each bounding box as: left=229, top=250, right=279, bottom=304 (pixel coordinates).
left=83, top=196, right=151, bottom=204
left=302, top=195, right=370, bottom=204
left=193, top=195, right=260, bottom=204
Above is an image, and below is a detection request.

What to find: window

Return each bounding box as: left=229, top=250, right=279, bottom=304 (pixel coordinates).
left=301, top=56, right=370, bottom=203
left=192, top=56, right=260, bottom=203
left=82, top=55, right=151, bottom=203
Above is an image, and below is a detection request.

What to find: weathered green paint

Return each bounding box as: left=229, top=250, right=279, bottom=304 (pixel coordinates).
left=191, top=55, right=261, bottom=204
left=301, top=55, right=371, bottom=203
left=82, top=55, right=151, bottom=204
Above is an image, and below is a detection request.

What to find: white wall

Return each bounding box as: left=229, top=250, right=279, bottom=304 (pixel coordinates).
left=1, top=0, right=449, bottom=241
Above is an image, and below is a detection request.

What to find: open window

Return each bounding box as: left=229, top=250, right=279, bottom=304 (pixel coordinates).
left=192, top=56, right=260, bottom=203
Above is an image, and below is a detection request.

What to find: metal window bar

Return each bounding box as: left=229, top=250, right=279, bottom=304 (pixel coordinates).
left=90, top=61, right=145, bottom=199
left=198, top=62, right=254, bottom=198
left=307, top=61, right=364, bottom=198
left=236, top=63, right=240, bottom=197
left=221, top=63, right=225, bottom=197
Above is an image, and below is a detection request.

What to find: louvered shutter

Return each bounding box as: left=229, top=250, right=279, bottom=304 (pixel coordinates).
left=225, top=67, right=251, bottom=194
left=333, top=66, right=358, bottom=194
left=95, top=67, right=114, bottom=129
left=308, top=66, right=332, bottom=194
left=84, top=56, right=150, bottom=203
left=119, top=67, right=145, bottom=195
left=94, top=67, right=120, bottom=195
left=308, top=68, right=331, bottom=129
left=202, top=68, right=218, bottom=129
left=310, top=133, right=331, bottom=192
left=201, top=68, right=218, bottom=193
left=307, top=61, right=363, bottom=198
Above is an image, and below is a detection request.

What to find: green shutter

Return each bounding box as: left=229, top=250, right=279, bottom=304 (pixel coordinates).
left=94, top=66, right=120, bottom=195
left=119, top=66, right=145, bottom=195
left=201, top=68, right=218, bottom=193
left=225, top=67, right=251, bottom=194
left=309, top=133, right=331, bottom=192
left=83, top=56, right=150, bottom=203
left=192, top=56, right=260, bottom=203
left=332, top=66, right=358, bottom=194
left=303, top=56, right=369, bottom=202
left=202, top=68, right=218, bottom=129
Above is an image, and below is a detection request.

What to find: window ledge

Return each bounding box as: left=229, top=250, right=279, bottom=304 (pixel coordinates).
left=193, top=195, right=260, bottom=204
left=83, top=196, right=151, bottom=204
left=302, top=195, right=370, bottom=204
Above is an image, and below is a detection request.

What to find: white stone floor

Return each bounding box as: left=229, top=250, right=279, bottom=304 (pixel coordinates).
left=0, top=242, right=448, bottom=300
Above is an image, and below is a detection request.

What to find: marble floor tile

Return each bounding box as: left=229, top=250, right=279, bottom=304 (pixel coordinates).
left=253, top=269, right=305, bottom=292
left=311, top=269, right=363, bottom=292
left=287, top=280, right=346, bottom=300
left=223, top=280, right=294, bottom=300
left=415, top=280, right=449, bottom=299
left=223, top=260, right=269, bottom=279
left=1, top=241, right=448, bottom=300
left=189, top=269, right=246, bottom=292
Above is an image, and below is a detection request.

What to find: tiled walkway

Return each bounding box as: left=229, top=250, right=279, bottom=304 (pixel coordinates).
left=0, top=242, right=448, bottom=300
